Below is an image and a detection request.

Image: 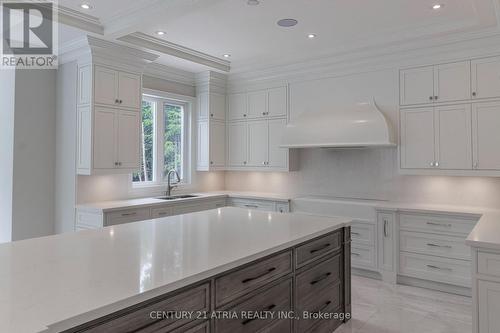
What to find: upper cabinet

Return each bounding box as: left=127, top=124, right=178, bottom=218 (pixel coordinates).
left=471, top=56, right=500, bottom=100
left=94, top=66, right=141, bottom=109
left=227, top=86, right=288, bottom=121
left=472, top=101, right=500, bottom=170
left=228, top=93, right=247, bottom=120
left=400, top=61, right=470, bottom=106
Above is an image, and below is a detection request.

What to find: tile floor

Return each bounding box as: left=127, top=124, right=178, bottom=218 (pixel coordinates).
left=336, top=275, right=472, bottom=333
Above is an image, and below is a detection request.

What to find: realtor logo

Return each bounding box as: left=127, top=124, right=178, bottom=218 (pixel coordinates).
left=1, top=0, right=58, bottom=68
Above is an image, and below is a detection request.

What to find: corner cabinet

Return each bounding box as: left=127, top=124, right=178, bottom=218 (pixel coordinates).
left=399, top=55, right=500, bottom=176
left=226, top=86, right=295, bottom=171
left=77, top=63, right=142, bottom=175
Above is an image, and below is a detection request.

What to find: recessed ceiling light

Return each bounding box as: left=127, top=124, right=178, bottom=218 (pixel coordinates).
left=80, top=3, right=92, bottom=9
left=307, top=34, right=316, bottom=39
left=156, top=31, right=166, bottom=36
left=432, top=4, right=443, bottom=9
left=223, top=54, right=231, bottom=58
left=247, top=0, right=260, bottom=5
left=277, top=18, right=298, bottom=27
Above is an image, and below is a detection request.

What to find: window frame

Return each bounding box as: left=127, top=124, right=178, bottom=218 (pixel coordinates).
left=130, top=89, right=194, bottom=195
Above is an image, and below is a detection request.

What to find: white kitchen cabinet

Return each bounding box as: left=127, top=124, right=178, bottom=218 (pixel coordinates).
left=478, top=280, right=500, bottom=333
left=247, top=90, right=267, bottom=119
left=472, top=56, right=500, bottom=100
left=118, top=72, right=141, bottom=109
left=228, top=93, right=247, bottom=120
left=378, top=212, right=395, bottom=280
left=436, top=104, right=472, bottom=170
left=268, top=118, right=288, bottom=168
left=400, top=66, right=435, bottom=105
left=400, top=107, right=435, bottom=169
left=472, top=102, right=500, bottom=170
left=434, top=61, right=471, bottom=103
left=93, top=107, right=116, bottom=169
left=94, top=65, right=141, bottom=109
left=117, top=111, right=141, bottom=169
left=198, top=92, right=225, bottom=121
left=227, top=198, right=289, bottom=213
left=247, top=120, right=268, bottom=167
left=197, top=120, right=226, bottom=170
left=228, top=122, right=248, bottom=167
left=268, top=87, right=287, bottom=118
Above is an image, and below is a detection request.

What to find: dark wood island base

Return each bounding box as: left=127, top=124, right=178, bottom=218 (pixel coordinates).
left=62, top=227, right=351, bottom=333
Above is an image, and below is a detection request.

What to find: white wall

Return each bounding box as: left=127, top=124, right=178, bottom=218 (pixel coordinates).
left=11, top=69, right=56, bottom=240
left=225, top=68, right=500, bottom=209
left=0, top=70, right=16, bottom=243
left=55, top=62, right=77, bottom=233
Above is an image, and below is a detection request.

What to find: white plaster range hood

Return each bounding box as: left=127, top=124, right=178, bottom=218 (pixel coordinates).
left=280, top=99, right=396, bottom=149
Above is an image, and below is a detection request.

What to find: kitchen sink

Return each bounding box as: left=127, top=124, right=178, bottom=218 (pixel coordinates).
left=157, top=194, right=199, bottom=200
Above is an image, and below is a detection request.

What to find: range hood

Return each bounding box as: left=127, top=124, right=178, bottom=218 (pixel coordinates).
left=280, top=99, right=396, bottom=149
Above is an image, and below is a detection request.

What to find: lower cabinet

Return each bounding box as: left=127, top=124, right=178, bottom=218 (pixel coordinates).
left=62, top=229, right=350, bottom=333
left=473, top=249, right=500, bottom=333
left=227, top=198, right=290, bottom=213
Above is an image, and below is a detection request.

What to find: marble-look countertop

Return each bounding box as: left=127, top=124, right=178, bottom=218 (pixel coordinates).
left=0, top=207, right=350, bottom=333
left=76, top=191, right=291, bottom=213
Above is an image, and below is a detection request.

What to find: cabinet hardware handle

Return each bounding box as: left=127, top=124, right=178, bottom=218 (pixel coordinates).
left=474, top=162, right=479, bottom=169
left=427, top=243, right=452, bottom=249
left=434, top=96, right=438, bottom=100
left=310, top=243, right=331, bottom=254
left=158, top=212, right=169, bottom=216
left=210, top=161, right=214, bottom=165
left=262, top=161, right=266, bottom=165
left=241, top=267, right=276, bottom=284
left=114, top=162, right=118, bottom=166
left=119, top=100, right=123, bottom=104
left=472, top=92, right=477, bottom=97
left=310, top=272, right=332, bottom=285
left=210, top=113, right=214, bottom=117
left=429, top=96, right=433, bottom=101
left=351, top=232, right=360, bottom=236
left=118, top=162, right=122, bottom=166
left=435, top=161, right=439, bottom=167
left=115, top=99, right=119, bottom=103
left=243, top=114, right=247, bottom=117
left=241, top=304, right=276, bottom=325
left=427, top=264, right=452, bottom=272
left=430, top=162, right=435, bottom=167
left=244, top=204, right=259, bottom=208
left=262, top=112, right=266, bottom=115
left=121, top=212, right=137, bottom=217
left=243, top=161, right=247, bottom=165
left=426, top=222, right=452, bottom=228
left=312, top=301, right=332, bottom=315
left=384, top=219, right=389, bottom=237
left=352, top=252, right=361, bottom=256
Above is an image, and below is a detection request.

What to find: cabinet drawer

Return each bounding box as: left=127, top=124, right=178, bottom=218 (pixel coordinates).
left=296, top=254, right=341, bottom=305
left=295, top=232, right=342, bottom=268
left=151, top=206, right=173, bottom=218
left=297, top=280, right=342, bottom=332
left=215, top=251, right=292, bottom=307
left=215, top=279, right=292, bottom=333
left=351, top=245, right=376, bottom=269
left=400, top=231, right=470, bottom=260
left=351, top=222, right=375, bottom=245
left=399, top=213, right=477, bottom=236
left=80, top=284, right=210, bottom=333
left=76, top=211, right=103, bottom=228
left=228, top=198, right=275, bottom=211
left=399, top=252, right=471, bottom=287
left=478, top=251, right=500, bottom=277
left=106, top=207, right=151, bottom=226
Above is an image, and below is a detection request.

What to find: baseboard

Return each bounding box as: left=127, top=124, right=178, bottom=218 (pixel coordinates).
left=352, top=267, right=382, bottom=280
left=397, top=275, right=471, bottom=297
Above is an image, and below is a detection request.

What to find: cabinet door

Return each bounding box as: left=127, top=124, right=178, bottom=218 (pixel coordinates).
left=478, top=280, right=500, bottom=333
left=77, top=106, right=92, bottom=172
left=197, top=121, right=209, bottom=169
left=268, top=87, right=287, bottom=118
left=472, top=102, right=500, bottom=170
left=117, top=110, right=140, bottom=169
left=227, top=122, right=247, bottom=166
left=118, top=72, right=141, bottom=109
left=378, top=213, right=394, bottom=272
left=400, top=66, right=434, bottom=105
left=268, top=118, right=288, bottom=169
left=435, top=104, right=472, bottom=170
left=400, top=107, right=435, bottom=169
left=94, top=66, right=118, bottom=106
left=434, top=61, right=471, bottom=103
left=248, top=120, right=268, bottom=167
left=93, top=107, right=117, bottom=169
left=210, top=93, right=226, bottom=120
left=247, top=90, right=268, bottom=118
left=228, top=93, right=247, bottom=120
left=210, top=121, right=225, bottom=167
left=472, top=56, right=500, bottom=100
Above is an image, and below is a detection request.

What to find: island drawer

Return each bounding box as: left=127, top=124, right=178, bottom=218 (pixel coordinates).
left=296, top=280, right=342, bottom=332
left=399, top=213, right=477, bottom=236
left=215, top=278, right=292, bottom=333
left=215, top=251, right=292, bottom=307
left=76, top=283, right=210, bottom=333
left=105, top=207, right=151, bottom=226
left=296, top=254, right=342, bottom=303
left=295, top=231, right=342, bottom=268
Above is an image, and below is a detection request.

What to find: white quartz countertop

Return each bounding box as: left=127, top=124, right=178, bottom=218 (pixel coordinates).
left=0, top=207, right=350, bottom=333
left=76, top=191, right=291, bottom=213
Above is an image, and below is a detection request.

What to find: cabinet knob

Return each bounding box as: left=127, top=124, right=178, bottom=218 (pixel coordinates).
left=262, top=161, right=266, bottom=165
left=119, top=100, right=123, bottom=104
left=115, top=99, right=119, bottom=103
left=434, top=96, right=438, bottom=100
left=435, top=161, right=439, bottom=167
left=210, top=113, right=214, bottom=117
left=430, top=162, right=435, bottom=167
left=210, top=161, right=214, bottom=165
left=429, top=96, right=433, bottom=101
left=243, top=161, right=247, bottom=165
left=114, top=162, right=118, bottom=166
left=472, top=92, right=477, bottom=97
left=262, top=112, right=266, bottom=115
left=474, top=162, right=479, bottom=169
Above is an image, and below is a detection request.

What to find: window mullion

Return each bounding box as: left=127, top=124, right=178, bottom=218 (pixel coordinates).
left=156, top=101, right=165, bottom=184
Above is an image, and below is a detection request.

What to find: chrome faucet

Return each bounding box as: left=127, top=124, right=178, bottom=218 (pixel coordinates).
left=166, top=169, right=181, bottom=197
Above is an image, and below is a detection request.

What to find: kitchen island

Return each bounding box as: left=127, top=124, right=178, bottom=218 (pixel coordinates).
left=0, top=207, right=352, bottom=333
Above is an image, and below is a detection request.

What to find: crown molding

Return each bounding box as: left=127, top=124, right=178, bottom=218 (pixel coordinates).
left=143, top=63, right=196, bottom=86
left=118, top=32, right=230, bottom=73
left=56, top=5, right=103, bottom=35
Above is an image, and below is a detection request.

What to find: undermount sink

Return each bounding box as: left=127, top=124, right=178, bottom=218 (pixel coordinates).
left=157, top=194, right=199, bottom=200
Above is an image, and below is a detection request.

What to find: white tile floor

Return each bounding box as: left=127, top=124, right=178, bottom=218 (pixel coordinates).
left=336, top=275, right=472, bottom=333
